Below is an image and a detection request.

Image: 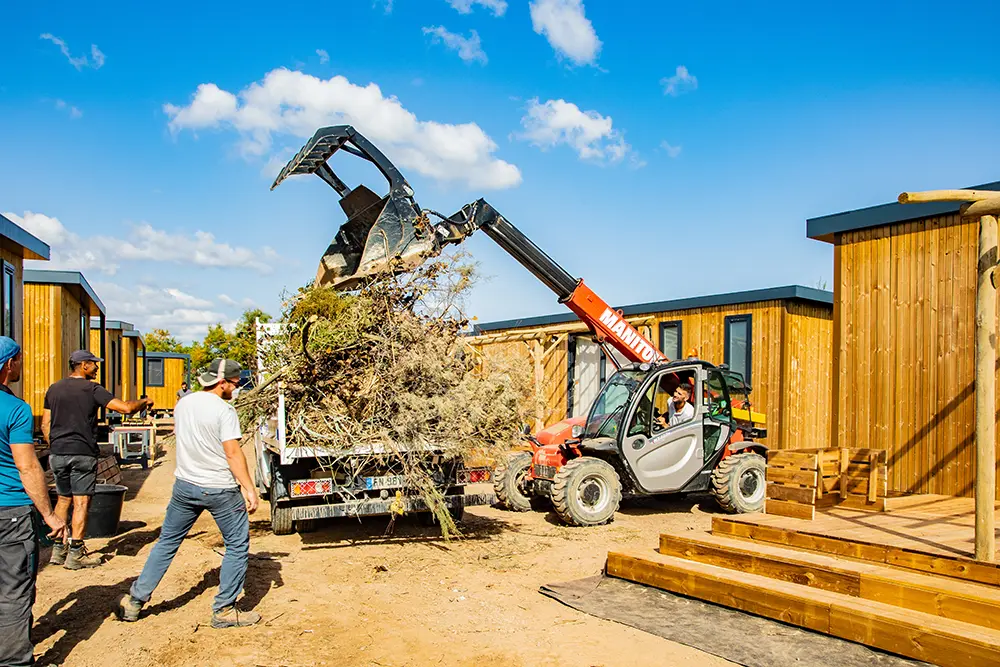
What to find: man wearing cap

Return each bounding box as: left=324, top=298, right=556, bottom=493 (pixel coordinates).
left=120, top=358, right=260, bottom=628
left=43, top=349, right=153, bottom=569
left=0, top=336, right=66, bottom=665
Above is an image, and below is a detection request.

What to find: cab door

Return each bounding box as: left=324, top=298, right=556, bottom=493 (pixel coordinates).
left=620, top=367, right=705, bottom=493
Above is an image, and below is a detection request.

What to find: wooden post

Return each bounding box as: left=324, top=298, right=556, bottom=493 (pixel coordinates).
left=975, top=214, right=997, bottom=562
left=531, top=339, right=545, bottom=433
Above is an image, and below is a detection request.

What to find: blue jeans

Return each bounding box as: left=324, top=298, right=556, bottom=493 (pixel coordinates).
left=130, top=479, right=249, bottom=612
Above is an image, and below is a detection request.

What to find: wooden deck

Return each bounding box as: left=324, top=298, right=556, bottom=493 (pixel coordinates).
left=725, top=494, right=1000, bottom=561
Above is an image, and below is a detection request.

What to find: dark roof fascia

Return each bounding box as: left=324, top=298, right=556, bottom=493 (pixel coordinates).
left=24, top=269, right=106, bottom=314
left=137, top=351, right=190, bottom=360
left=806, top=181, right=1000, bottom=243
left=91, top=318, right=135, bottom=332
left=473, top=285, right=833, bottom=334
left=0, top=214, right=50, bottom=261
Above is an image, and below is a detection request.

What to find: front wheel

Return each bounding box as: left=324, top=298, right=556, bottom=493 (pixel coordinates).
left=711, top=452, right=766, bottom=513
left=493, top=452, right=534, bottom=512
left=271, top=503, right=295, bottom=535
left=551, top=457, right=622, bottom=527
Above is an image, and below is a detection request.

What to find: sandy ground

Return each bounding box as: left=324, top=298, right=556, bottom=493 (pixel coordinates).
left=31, top=440, right=734, bottom=667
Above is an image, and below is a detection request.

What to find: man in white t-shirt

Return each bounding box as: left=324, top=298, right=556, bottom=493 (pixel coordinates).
left=119, top=358, right=261, bottom=629
left=657, top=382, right=695, bottom=429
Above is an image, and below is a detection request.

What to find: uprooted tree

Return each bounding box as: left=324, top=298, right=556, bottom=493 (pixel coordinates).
left=235, top=254, right=532, bottom=537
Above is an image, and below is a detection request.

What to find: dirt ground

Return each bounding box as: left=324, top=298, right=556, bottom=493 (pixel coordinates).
left=31, top=440, right=734, bottom=667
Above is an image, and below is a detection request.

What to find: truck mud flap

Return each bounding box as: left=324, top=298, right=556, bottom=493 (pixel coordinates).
left=287, top=491, right=496, bottom=521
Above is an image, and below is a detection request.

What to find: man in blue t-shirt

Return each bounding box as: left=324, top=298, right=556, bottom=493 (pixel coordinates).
left=0, top=336, right=66, bottom=666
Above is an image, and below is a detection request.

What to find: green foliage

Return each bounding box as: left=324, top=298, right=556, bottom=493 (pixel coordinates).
left=148, top=308, right=273, bottom=376
left=145, top=328, right=186, bottom=353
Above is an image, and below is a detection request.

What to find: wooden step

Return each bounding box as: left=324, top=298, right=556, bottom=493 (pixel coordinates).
left=607, top=549, right=1000, bottom=667
left=713, top=515, right=1000, bottom=586
left=658, top=531, right=1000, bottom=630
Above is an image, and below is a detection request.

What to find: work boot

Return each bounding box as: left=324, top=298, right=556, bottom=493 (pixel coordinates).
left=118, top=595, right=144, bottom=622
left=211, top=606, right=261, bottom=629
left=49, top=542, right=68, bottom=566
left=64, top=542, right=103, bottom=570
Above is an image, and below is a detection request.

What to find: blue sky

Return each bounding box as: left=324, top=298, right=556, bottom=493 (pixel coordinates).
left=2, top=0, right=999, bottom=341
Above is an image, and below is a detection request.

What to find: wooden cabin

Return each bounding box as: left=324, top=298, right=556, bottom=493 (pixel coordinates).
left=137, top=351, right=191, bottom=414
left=0, top=214, right=51, bottom=396
left=22, top=270, right=105, bottom=428
left=807, top=180, right=1000, bottom=498
left=90, top=319, right=147, bottom=401
left=471, top=285, right=833, bottom=450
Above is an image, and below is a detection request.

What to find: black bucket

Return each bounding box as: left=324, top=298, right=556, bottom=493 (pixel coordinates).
left=48, top=484, right=128, bottom=538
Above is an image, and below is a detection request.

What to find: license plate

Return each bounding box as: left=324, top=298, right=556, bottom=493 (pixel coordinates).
left=362, top=474, right=407, bottom=490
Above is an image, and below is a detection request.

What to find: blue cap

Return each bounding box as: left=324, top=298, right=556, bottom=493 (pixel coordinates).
left=0, top=337, right=20, bottom=367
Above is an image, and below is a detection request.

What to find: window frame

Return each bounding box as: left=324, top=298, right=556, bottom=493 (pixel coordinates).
left=1, top=261, right=15, bottom=340
left=723, top=313, right=753, bottom=385
left=146, top=358, right=165, bottom=387
left=658, top=320, right=683, bottom=360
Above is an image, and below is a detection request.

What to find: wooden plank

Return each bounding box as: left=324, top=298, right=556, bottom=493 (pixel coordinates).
left=836, top=495, right=887, bottom=512
left=712, top=516, right=1000, bottom=586
left=767, top=484, right=816, bottom=504
left=766, top=467, right=818, bottom=486
left=608, top=550, right=1000, bottom=667
left=767, top=451, right=820, bottom=468
left=766, top=498, right=816, bottom=520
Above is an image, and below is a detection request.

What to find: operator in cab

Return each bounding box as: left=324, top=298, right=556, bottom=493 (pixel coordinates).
left=657, top=382, right=695, bottom=429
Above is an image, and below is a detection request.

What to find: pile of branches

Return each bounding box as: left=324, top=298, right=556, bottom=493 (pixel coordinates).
left=236, top=254, right=530, bottom=537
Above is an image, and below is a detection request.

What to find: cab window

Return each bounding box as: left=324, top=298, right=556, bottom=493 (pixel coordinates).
left=706, top=369, right=733, bottom=423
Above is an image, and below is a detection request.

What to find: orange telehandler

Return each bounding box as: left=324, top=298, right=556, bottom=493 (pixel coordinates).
left=273, top=125, right=768, bottom=526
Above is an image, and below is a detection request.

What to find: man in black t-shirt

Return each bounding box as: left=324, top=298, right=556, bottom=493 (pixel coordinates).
left=43, top=350, right=153, bottom=569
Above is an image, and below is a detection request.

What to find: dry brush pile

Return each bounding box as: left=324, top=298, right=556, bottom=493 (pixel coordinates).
left=236, top=255, right=531, bottom=536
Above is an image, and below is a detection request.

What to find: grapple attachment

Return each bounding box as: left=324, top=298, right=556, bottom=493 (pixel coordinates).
left=271, top=125, right=444, bottom=289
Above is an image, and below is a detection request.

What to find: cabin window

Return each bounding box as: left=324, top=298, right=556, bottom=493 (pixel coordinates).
left=80, top=311, right=88, bottom=349
left=1, top=262, right=14, bottom=340
left=146, top=358, right=164, bottom=387
left=724, top=314, right=752, bottom=385
left=658, top=321, right=682, bottom=360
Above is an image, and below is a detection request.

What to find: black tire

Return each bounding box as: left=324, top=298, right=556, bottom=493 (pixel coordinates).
left=271, top=503, right=295, bottom=535
left=140, top=456, right=149, bottom=470
left=295, top=519, right=317, bottom=533
left=711, top=452, right=766, bottom=513
left=550, top=457, right=622, bottom=527
left=493, top=452, right=534, bottom=512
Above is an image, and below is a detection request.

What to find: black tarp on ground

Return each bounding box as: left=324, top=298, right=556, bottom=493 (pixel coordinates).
left=539, top=575, right=931, bottom=667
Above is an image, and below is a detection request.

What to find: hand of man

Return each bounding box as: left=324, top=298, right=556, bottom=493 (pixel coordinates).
left=241, top=486, right=259, bottom=514
left=45, top=512, right=67, bottom=540
left=145, top=398, right=155, bottom=409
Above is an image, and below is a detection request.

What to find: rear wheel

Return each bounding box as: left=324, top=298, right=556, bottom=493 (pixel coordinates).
left=295, top=519, right=317, bottom=533
left=551, top=457, right=621, bottom=527
left=493, top=452, right=534, bottom=512
left=271, top=503, right=295, bottom=535
left=711, top=452, right=766, bottom=513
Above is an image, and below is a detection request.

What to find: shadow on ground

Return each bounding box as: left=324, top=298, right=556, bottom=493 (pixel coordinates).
left=281, top=511, right=516, bottom=550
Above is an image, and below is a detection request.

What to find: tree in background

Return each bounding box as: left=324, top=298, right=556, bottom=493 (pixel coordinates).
left=144, top=328, right=186, bottom=353
left=179, top=308, right=273, bottom=374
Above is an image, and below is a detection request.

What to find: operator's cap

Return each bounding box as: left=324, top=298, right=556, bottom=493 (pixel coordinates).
left=198, top=358, right=242, bottom=387
left=70, top=349, right=103, bottom=364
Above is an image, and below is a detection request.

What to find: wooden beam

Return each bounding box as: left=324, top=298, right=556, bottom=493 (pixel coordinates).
left=961, top=199, right=1000, bottom=218
left=899, top=189, right=1000, bottom=204
left=975, top=214, right=997, bottom=562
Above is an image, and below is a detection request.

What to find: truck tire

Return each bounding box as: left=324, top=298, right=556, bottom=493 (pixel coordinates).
left=271, top=503, right=295, bottom=535
left=551, top=457, right=621, bottom=527
left=711, top=452, right=766, bottom=513
left=493, top=452, right=534, bottom=512
left=295, top=519, right=317, bottom=533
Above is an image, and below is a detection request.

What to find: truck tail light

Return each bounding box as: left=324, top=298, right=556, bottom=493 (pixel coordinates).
left=456, top=468, right=491, bottom=484
left=291, top=479, right=334, bottom=497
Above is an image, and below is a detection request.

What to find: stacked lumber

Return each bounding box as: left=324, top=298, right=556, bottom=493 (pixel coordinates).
left=608, top=524, right=1000, bottom=666
left=96, top=455, right=122, bottom=485
left=766, top=447, right=888, bottom=519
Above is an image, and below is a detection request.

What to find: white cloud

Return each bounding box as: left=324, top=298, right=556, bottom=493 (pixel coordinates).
left=660, top=141, right=682, bottom=158
left=660, top=66, right=697, bottom=97
left=4, top=210, right=280, bottom=275
left=316, top=49, right=330, bottom=64
left=446, top=0, right=507, bottom=16
left=529, top=0, right=601, bottom=66
left=54, top=99, right=83, bottom=119
left=422, top=26, right=488, bottom=64
left=375, top=0, right=394, bottom=13
left=218, top=293, right=237, bottom=306
left=93, top=281, right=226, bottom=343
left=40, top=33, right=105, bottom=70
left=164, top=68, right=521, bottom=190
left=517, top=98, right=633, bottom=164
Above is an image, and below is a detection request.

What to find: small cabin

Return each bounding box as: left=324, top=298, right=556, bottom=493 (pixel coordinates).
left=471, top=285, right=834, bottom=450
left=0, top=214, right=51, bottom=396
left=90, top=319, right=144, bottom=401
left=137, top=351, right=191, bottom=414
left=807, top=181, right=1000, bottom=498
left=22, top=270, right=105, bottom=428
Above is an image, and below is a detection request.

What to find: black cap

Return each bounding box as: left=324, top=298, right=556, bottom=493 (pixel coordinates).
left=70, top=350, right=103, bottom=364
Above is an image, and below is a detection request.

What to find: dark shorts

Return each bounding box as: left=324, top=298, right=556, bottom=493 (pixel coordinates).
left=50, top=454, right=98, bottom=497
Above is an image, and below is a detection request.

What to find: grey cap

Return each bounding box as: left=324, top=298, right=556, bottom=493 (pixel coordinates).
left=198, top=358, right=242, bottom=387
left=70, top=349, right=103, bottom=364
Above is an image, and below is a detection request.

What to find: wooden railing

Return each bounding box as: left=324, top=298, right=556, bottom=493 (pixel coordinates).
left=765, top=448, right=888, bottom=520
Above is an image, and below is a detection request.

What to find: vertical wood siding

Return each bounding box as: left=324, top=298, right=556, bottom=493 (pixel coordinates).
left=137, top=357, right=190, bottom=411
left=832, top=213, right=988, bottom=497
